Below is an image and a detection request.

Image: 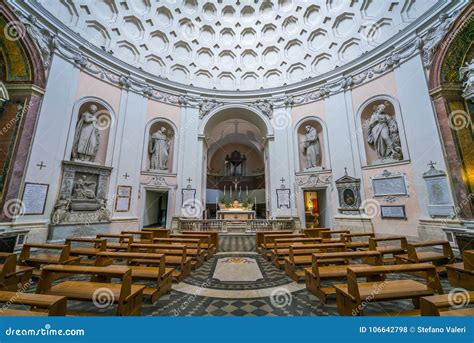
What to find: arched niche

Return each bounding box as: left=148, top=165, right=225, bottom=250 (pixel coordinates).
left=144, top=119, right=176, bottom=173
left=70, top=100, right=113, bottom=166
left=295, top=117, right=329, bottom=172
left=357, top=96, right=409, bottom=167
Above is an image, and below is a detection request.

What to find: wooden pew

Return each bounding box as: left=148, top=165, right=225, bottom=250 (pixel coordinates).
left=369, top=236, right=407, bottom=263
left=130, top=243, right=192, bottom=282
left=342, top=232, right=375, bottom=251
left=334, top=263, right=443, bottom=316
left=141, top=228, right=171, bottom=239
left=446, top=250, right=474, bottom=290
left=19, top=243, right=81, bottom=274
left=37, top=265, right=144, bottom=316
left=0, top=253, right=34, bottom=291
left=121, top=231, right=153, bottom=244
left=304, top=250, right=383, bottom=302
left=321, top=230, right=350, bottom=243
left=270, top=237, right=323, bottom=268
left=97, top=234, right=134, bottom=251
left=420, top=291, right=474, bottom=316
left=256, top=230, right=293, bottom=252
left=261, top=234, right=306, bottom=257
left=303, top=228, right=330, bottom=238
left=170, top=233, right=216, bottom=256
left=284, top=242, right=346, bottom=282
left=181, top=231, right=219, bottom=253
left=153, top=237, right=206, bottom=268
left=95, top=251, right=173, bottom=303
left=395, top=240, right=455, bottom=272
left=0, top=291, right=67, bottom=316
left=66, top=237, right=107, bottom=265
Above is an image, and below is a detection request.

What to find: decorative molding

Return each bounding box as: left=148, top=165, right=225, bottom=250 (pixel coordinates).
left=141, top=175, right=177, bottom=189
left=295, top=174, right=332, bottom=188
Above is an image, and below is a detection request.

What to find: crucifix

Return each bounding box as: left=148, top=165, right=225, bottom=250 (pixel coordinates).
left=232, top=178, right=240, bottom=191
left=187, top=177, right=192, bottom=183
left=428, top=161, right=437, bottom=169
left=36, top=161, right=46, bottom=170
left=280, top=177, right=286, bottom=184
left=123, top=173, right=130, bottom=179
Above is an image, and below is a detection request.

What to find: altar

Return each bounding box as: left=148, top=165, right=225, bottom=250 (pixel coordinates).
left=217, top=209, right=256, bottom=220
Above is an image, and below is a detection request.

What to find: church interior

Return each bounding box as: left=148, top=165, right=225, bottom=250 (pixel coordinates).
left=0, top=0, right=473, bottom=318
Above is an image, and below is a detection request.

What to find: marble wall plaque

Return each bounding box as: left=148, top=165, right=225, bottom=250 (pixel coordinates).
left=182, top=188, right=196, bottom=207
left=22, top=183, right=49, bottom=215
left=276, top=188, right=291, bottom=208
left=372, top=175, right=407, bottom=197
left=381, top=205, right=406, bottom=219
left=115, top=185, right=132, bottom=212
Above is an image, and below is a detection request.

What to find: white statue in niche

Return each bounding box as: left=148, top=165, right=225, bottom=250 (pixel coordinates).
left=72, top=104, right=100, bottom=162
left=367, top=103, right=403, bottom=163
left=149, top=127, right=170, bottom=170
left=303, top=125, right=321, bottom=169
left=460, top=58, right=474, bottom=102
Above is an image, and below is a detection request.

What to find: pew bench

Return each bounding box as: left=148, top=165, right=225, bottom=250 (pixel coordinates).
left=130, top=243, right=192, bottom=282
left=395, top=240, right=455, bottom=273
left=261, top=234, right=306, bottom=257
left=0, top=253, right=34, bottom=291
left=334, top=264, right=443, bottom=316
left=368, top=236, right=408, bottom=264
left=66, top=237, right=107, bottom=265
left=95, top=251, right=173, bottom=303
left=320, top=230, right=350, bottom=243
left=97, top=234, right=134, bottom=251
left=141, top=228, right=171, bottom=239
left=302, top=228, right=331, bottom=238
left=37, top=264, right=144, bottom=316
left=256, top=230, right=293, bottom=252
left=170, top=234, right=215, bottom=256
left=446, top=250, right=473, bottom=290
left=121, top=231, right=153, bottom=244
left=420, top=291, right=474, bottom=316
left=153, top=237, right=205, bottom=268
left=304, top=250, right=383, bottom=302
left=342, top=233, right=375, bottom=251
left=0, top=291, right=67, bottom=316
left=181, top=231, right=219, bottom=253
left=284, top=243, right=346, bottom=282
left=19, top=243, right=81, bottom=275
left=270, top=238, right=323, bottom=267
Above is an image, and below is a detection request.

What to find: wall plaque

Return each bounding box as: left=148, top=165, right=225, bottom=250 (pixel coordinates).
left=115, top=185, right=132, bottom=212
left=422, top=163, right=454, bottom=217
left=380, top=205, right=406, bottom=219
left=182, top=185, right=196, bottom=207
left=371, top=170, right=407, bottom=197
left=276, top=187, right=291, bottom=208
left=335, top=170, right=361, bottom=214
left=22, top=182, right=49, bottom=215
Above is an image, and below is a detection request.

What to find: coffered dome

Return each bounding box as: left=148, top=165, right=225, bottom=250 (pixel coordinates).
left=39, top=0, right=439, bottom=90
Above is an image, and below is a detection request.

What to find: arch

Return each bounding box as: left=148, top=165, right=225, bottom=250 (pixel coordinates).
left=65, top=96, right=117, bottom=167
left=355, top=94, right=409, bottom=167
left=200, top=103, right=274, bottom=137
left=142, top=117, right=179, bottom=173
left=293, top=116, right=331, bottom=172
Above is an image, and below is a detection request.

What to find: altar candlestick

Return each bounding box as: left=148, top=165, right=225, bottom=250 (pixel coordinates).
left=246, top=186, right=248, bottom=196
left=230, top=188, right=232, bottom=198
left=224, top=185, right=226, bottom=197
left=239, top=186, right=241, bottom=198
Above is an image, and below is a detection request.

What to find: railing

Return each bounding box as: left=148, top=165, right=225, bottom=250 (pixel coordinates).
left=177, top=219, right=295, bottom=232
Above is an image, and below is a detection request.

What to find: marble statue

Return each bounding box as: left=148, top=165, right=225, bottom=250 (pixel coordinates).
left=149, top=127, right=169, bottom=170
left=460, top=58, right=474, bottom=102
left=367, top=104, right=403, bottom=162
left=72, top=175, right=97, bottom=200
left=72, top=104, right=100, bottom=162
left=303, top=125, right=321, bottom=169
left=51, top=195, right=70, bottom=224
left=422, top=12, right=456, bottom=66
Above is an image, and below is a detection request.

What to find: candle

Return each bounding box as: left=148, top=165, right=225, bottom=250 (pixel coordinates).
left=246, top=186, right=248, bottom=196
left=224, top=185, right=226, bottom=197
left=230, top=187, right=232, bottom=197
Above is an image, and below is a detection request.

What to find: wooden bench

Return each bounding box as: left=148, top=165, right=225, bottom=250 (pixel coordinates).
left=141, top=228, right=171, bottom=239
left=256, top=230, right=293, bottom=252
left=369, top=236, right=407, bottom=263
left=334, top=263, right=443, bottom=316
left=342, top=232, right=375, bottom=251
left=19, top=243, right=81, bottom=274
left=170, top=234, right=215, bottom=256
left=270, top=237, right=323, bottom=267
left=153, top=237, right=206, bottom=268
left=95, top=251, right=173, bottom=303
left=284, top=243, right=346, bottom=282
left=395, top=240, right=455, bottom=273
left=66, top=237, right=107, bottom=265
left=420, top=291, right=474, bottom=316
left=97, top=234, right=134, bottom=251
left=0, top=253, right=34, bottom=291
left=304, top=250, right=383, bottom=302
left=303, top=228, right=331, bottom=238
left=446, top=250, right=473, bottom=290
left=130, top=243, right=192, bottom=282
left=181, top=231, right=219, bottom=253
left=0, top=291, right=67, bottom=316
left=321, top=230, right=350, bottom=243
left=121, top=231, right=153, bottom=244
left=37, top=264, right=144, bottom=316
left=261, top=234, right=306, bottom=257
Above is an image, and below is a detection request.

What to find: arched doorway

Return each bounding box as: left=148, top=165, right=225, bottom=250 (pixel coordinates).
left=201, top=106, right=272, bottom=219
